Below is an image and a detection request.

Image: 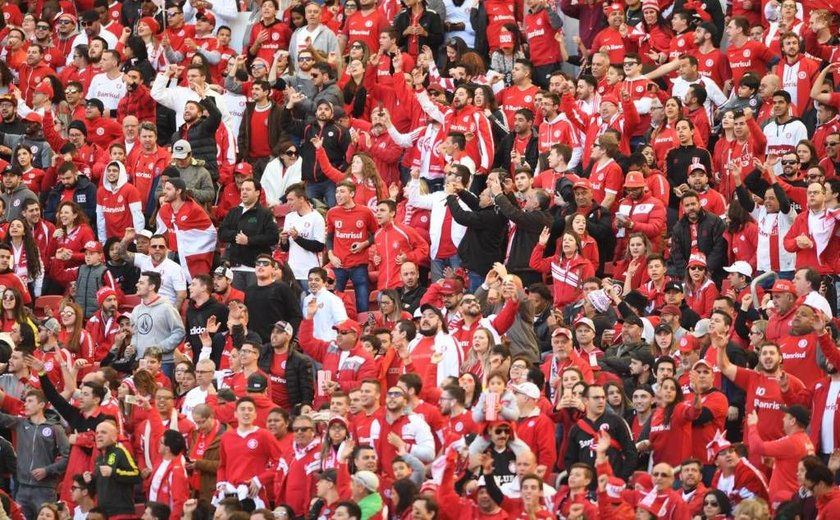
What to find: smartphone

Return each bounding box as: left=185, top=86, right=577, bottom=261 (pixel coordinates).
left=125, top=395, right=140, bottom=405
left=138, top=359, right=148, bottom=370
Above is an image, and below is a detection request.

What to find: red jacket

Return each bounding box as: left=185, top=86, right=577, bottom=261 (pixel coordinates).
left=528, top=247, right=595, bottom=308
left=516, top=409, right=558, bottom=470
left=298, top=319, right=377, bottom=405
left=612, top=192, right=667, bottom=257
left=710, top=459, right=770, bottom=506
left=817, top=488, right=840, bottom=520
left=117, top=83, right=157, bottom=123
left=274, top=438, right=321, bottom=515
left=17, top=62, right=55, bottom=104
left=84, top=310, right=122, bottom=360
left=134, top=406, right=195, bottom=473
left=373, top=222, right=430, bottom=289
left=783, top=208, right=840, bottom=275
left=147, top=456, right=189, bottom=520
left=350, top=128, right=402, bottom=186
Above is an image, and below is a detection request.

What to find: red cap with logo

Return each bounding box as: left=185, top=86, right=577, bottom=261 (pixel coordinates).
left=83, top=240, right=103, bottom=253
left=234, top=163, right=254, bottom=177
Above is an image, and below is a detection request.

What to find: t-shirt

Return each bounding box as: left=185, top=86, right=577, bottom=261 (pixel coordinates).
left=270, top=352, right=289, bottom=409
left=325, top=204, right=377, bottom=268
left=283, top=210, right=326, bottom=280
left=726, top=40, right=775, bottom=86
left=734, top=367, right=803, bottom=445
left=249, top=105, right=272, bottom=158
left=133, top=254, right=187, bottom=306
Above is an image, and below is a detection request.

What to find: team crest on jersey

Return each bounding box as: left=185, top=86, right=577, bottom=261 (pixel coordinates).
left=272, top=33, right=279, bottom=41
left=13, top=199, right=19, bottom=207
left=356, top=220, right=364, bottom=228
left=706, top=59, right=713, bottom=67
left=524, top=95, right=532, bottom=103
left=118, top=195, right=124, bottom=203
left=799, top=71, right=807, bottom=79
left=420, top=215, right=428, bottom=223
left=112, top=10, right=119, bottom=18
left=365, top=20, right=373, bottom=27
left=743, top=49, right=751, bottom=58
left=178, top=30, right=185, bottom=37
left=678, top=40, right=685, bottom=47
left=42, top=428, right=52, bottom=437
left=247, top=439, right=258, bottom=449
left=636, top=85, right=644, bottom=93
left=97, top=128, right=105, bottom=136
left=181, top=215, right=188, bottom=221
left=455, top=422, right=463, bottom=432
left=798, top=339, right=808, bottom=348
left=392, top=242, right=399, bottom=249
left=281, top=360, right=287, bottom=369
left=700, top=199, right=708, bottom=206
left=336, top=221, right=343, bottom=229
left=45, top=361, right=54, bottom=371
left=599, top=423, right=610, bottom=432
left=31, top=145, right=38, bottom=154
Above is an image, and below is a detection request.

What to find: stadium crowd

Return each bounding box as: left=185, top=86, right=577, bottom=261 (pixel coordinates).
left=0, top=0, right=838, bottom=519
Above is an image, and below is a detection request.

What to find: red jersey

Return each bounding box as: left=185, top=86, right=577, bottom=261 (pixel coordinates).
left=726, top=39, right=775, bottom=86
left=125, top=145, right=171, bottom=212
left=325, top=204, right=377, bottom=268
left=524, top=8, right=563, bottom=66
left=734, top=367, right=805, bottom=447
left=590, top=27, right=627, bottom=64
left=690, top=48, right=731, bottom=89
left=217, top=427, right=279, bottom=486
left=249, top=20, right=291, bottom=66
left=269, top=352, right=290, bottom=409
left=342, top=9, right=389, bottom=53
left=779, top=333, right=822, bottom=385
left=649, top=401, right=698, bottom=467
left=497, top=84, right=540, bottom=129
left=589, top=158, right=623, bottom=211
left=484, top=0, right=516, bottom=52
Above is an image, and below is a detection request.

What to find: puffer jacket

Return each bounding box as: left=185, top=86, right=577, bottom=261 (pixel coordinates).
left=155, top=159, right=215, bottom=207
left=171, top=96, right=222, bottom=178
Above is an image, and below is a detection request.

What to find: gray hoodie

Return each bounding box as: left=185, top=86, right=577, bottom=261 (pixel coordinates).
left=0, top=412, right=69, bottom=488
left=129, top=296, right=186, bottom=362
left=1, top=182, right=38, bottom=221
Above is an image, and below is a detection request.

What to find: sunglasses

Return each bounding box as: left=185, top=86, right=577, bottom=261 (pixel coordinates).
left=36, top=25, right=51, bottom=30
left=2, top=295, right=15, bottom=301
left=652, top=471, right=673, bottom=478
left=80, top=21, right=93, bottom=27
left=827, top=142, right=840, bottom=147
left=292, top=426, right=313, bottom=432
left=255, top=259, right=273, bottom=266
left=386, top=391, right=404, bottom=397
left=298, top=56, right=313, bottom=62
left=494, top=428, right=511, bottom=435
left=781, top=160, right=798, bottom=165
left=283, top=150, right=298, bottom=156
left=688, top=265, right=705, bottom=271
left=58, top=19, right=73, bottom=24
left=65, top=89, right=80, bottom=95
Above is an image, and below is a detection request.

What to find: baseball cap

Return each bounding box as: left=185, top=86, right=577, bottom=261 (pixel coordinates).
left=96, top=287, right=117, bottom=307
left=654, top=322, right=672, bottom=335
left=692, top=319, right=711, bottom=338
left=781, top=405, right=811, bottom=427
left=624, top=171, right=645, bottom=188
left=85, top=98, right=105, bottom=113
left=197, top=10, right=216, bottom=26
left=234, top=163, right=254, bottom=177
left=692, top=358, right=713, bottom=371
left=552, top=327, right=573, bottom=338
left=687, top=253, right=707, bottom=269
left=213, top=266, right=233, bottom=280
left=678, top=335, right=698, bottom=352
left=629, top=350, right=655, bottom=367
left=138, top=229, right=154, bottom=240
left=573, top=178, right=593, bottom=191
left=769, top=279, right=796, bottom=295
left=0, top=95, right=14, bottom=105
left=664, top=281, right=684, bottom=293
left=332, top=319, right=361, bottom=336
left=39, top=317, right=61, bottom=335
left=172, top=140, right=192, bottom=159
left=80, top=10, right=99, bottom=22
left=427, top=82, right=445, bottom=94
left=573, top=317, right=596, bottom=331
left=601, top=94, right=620, bottom=106
left=439, top=279, right=464, bottom=295
left=83, top=240, right=103, bottom=253
left=723, top=261, right=753, bottom=278
left=35, top=81, right=54, bottom=99
left=689, top=163, right=708, bottom=174
left=1, top=166, right=21, bottom=177
left=623, top=314, right=644, bottom=328
left=606, top=3, right=624, bottom=13
left=22, top=112, right=42, bottom=124
left=246, top=373, right=269, bottom=392
left=273, top=320, right=293, bottom=336
left=511, top=382, right=541, bottom=400
left=659, top=304, right=681, bottom=318
left=351, top=471, right=380, bottom=493
left=316, top=468, right=337, bottom=483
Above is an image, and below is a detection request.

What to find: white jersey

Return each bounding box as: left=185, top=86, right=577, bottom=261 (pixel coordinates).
left=763, top=118, right=808, bottom=164
left=282, top=209, right=325, bottom=280
left=302, top=289, right=347, bottom=342
left=221, top=90, right=248, bottom=141
left=133, top=254, right=187, bottom=305
left=87, top=72, right=126, bottom=111
left=441, top=0, right=475, bottom=47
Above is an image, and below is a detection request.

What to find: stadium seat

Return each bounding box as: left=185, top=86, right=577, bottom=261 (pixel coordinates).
left=34, top=295, right=63, bottom=319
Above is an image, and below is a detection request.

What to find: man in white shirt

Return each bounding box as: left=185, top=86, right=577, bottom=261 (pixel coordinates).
left=87, top=50, right=126, bottom=115
left=119, top=230, right=188, bottom=308
left=280, top=183, right=325, bottom=289
left=67, top=10, right=118, bottom=65
left=181, top=359, right=215, bottom=421
left=302, top=267, right=347, bottom=342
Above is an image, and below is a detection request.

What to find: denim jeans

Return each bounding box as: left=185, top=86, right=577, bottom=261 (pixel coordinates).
left=431, top=255, right=461, bottom=283
left=468, top=271, right=484, bottom=294
left=306, top=178, right=336, bottom=207
left=334, top=265, right=370, bottom=312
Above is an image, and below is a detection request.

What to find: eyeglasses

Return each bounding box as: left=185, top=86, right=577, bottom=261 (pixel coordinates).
left=749, top=330, right=762, bottom=336
left=58, top=19, right=73, bottom=24
left=166, top=11, right=181, bottom=16
left=386, top=391, right=404, bottom=397
left=80, top=21, right=93, bottom=27
left=623, top=61, right=638, bottom=67
left=350, top=43, right=363, bottom=49
left=156, top=395, right=174, bottom=400
left=36, top=25, right=51, bottom=30
left=781, top=160, right=798, bottom=165
left=827, top=142, right=840, bottom=147
left=251, top=64, right=266, bottom=69
left=239, top=349, right=258, bottom=355
left=59, top=309, right=75, bottom=316
left=255, top=259, right=273, bottom=266
left=511, top=363, right=528, bottom=370
left=298, top=56, right=313, bottom=62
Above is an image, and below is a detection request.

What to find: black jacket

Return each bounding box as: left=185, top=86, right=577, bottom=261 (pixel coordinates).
left=493, top=129, right=539, bottom=172
left=185, top=298, right=230, bottom=361
left=393, top=7, right=444, bottom=60
left=218, top=204, right=280, bottom=268
left=44, top=175, right=97, bottom=227
left=172, top=96, right=222, bottom=180
left=493, top=192, right=552, bottom=275
left=238, top=102, right=285, bottom=162
left=668, top=210, right=727, bottom=277
left=565, top=412, right=638, bottom=480
left=664, top=145, right=713, bottom=210
left=446, top=191, right=506, bottom=276
left=258, top=343, right=315, bottom=409
left=93, top=444, right=142, bottom=516
left=244, top=282, right=303, bottom=343
left=280, top=109, right=349, bottom=184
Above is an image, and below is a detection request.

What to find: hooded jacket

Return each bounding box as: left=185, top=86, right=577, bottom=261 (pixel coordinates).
left=0, top=412, right=69, bottom=488
left=96, top=161, right=145, bottom=242
left=1, top=182, right=37, bottom=221
left=129, top=296, right=186, bottom=362
left=154, top=158, right=215, bottom=206
left=44, top=175, right=98, bottom=227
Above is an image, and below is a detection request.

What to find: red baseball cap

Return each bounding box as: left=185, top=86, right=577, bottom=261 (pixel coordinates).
left=678, top=335, right=698, bottom=353
left=769, top=279, right=796, bottom=295
left=332, top=319, right=361, bottom=336
left=83, top=240, right=103, bottom=253
left=234, top=163, right=253, bottom=177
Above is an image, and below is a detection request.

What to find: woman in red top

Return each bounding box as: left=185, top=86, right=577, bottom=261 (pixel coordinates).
left=632, top=2, right=672, bottom=66
left=371, top=290, right=412, bottom=331
left=13, top=146, right=44, bottom=194
left=639, top=144, right=670, bottom=207
left=7, top=218, right=43, bottom=298
left=49, top=201, right=96, bottom=287
left=615, top=233, right=652, bottom=293
left=460, top=327, right=495, bottom=385
left=313, top=138, right=386, bottom=211
left=683, top=253, right=720, bottom=319
left=640, top=376, right=701, bottom=467
left=530, top=229, right=595, bottom=308
left=57, top=300, right=96, bottom=379
left=650, top=97, right=687, bottom=169
left=341, top=58, right=372, bottom=121
left=0, top=288, right=36, bottom=338
left=724, top=201, right=758, bottom=270
left=568, top=213, right=599, bottom=269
